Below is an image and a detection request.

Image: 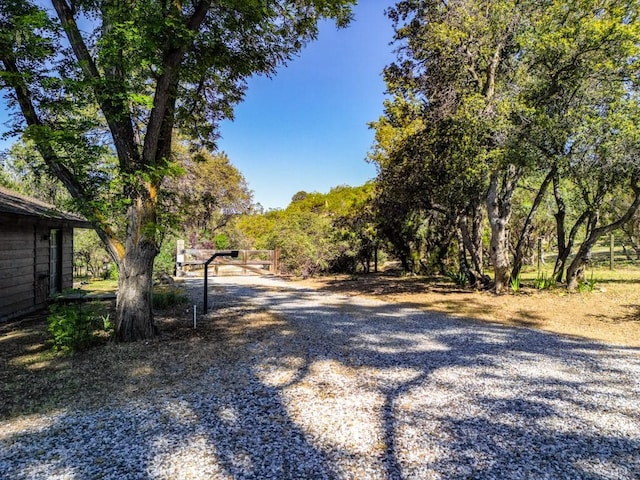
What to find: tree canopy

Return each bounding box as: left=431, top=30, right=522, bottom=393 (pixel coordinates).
left=370, top=0, right=640, bottom=291
left=0, top=0, right=355, bottom=340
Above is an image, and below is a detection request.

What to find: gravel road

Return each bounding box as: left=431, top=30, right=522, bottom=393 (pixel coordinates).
left=1, top=275, right=639, bottom=479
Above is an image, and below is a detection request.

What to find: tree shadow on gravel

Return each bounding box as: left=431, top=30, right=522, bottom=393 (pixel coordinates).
left=206, top=279, right=640, bottom=479
left=1, top=277, right=639, bottom=479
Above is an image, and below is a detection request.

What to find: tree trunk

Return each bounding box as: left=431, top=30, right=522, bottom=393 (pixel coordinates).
left=116, top=247, right=157, bottom=341
left=114, top=195, right=159, bottom=341
left=486, top=166, right=521, bottom=293
left=458, top=207, right=488, bottom=287
left=488, top=216, right=510, bottom=293
left=565, top=241, right=592, bottom=290
left=551, top=170, right=570, bottom=282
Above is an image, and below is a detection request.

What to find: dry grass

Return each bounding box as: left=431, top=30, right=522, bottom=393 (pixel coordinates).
left=295, top=270, right=640, bottom=348
left=0, top=297, right=239, bottom=420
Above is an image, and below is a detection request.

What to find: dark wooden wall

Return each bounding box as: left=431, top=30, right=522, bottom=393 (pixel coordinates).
left=0, top=218, right=74, bottom=321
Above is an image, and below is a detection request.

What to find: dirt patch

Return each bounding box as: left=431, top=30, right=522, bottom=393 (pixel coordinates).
left=0, top=298, right=265, bottom=419
left=293, top=274, right=640, bottom=347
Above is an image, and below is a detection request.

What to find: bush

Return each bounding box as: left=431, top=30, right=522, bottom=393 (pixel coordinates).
left=48, top=303, right=97, bottom=353
left=152, top=288, right=188, bottom=309
left=154, top=236, right=177, bottom=276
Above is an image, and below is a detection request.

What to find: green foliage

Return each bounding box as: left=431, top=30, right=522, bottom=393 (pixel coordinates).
left=47, top=303, right=102, bottom=353
left=533, top=273, right=557, bottom=291
left=101, top=313, right=114, bottom=333
left=164, top=146, right=253, bottom=245
left=74, top=229, right=112, bottom=279
left=509, top=275, right=521, bottom=295
left=236, top=184, right=377, bottom=276
left=447, top=270, right=468, bottom=287
left=214, top=233, right=229, bottom=249
left=371, top=0, right=640, bottom=290
left=577, top=273, right=597, bottom=293
left=154, top=236, right=177, bottom=276
left=152, top=288, right=188, bottom=309
left=1, top=0, right=356, bottom=340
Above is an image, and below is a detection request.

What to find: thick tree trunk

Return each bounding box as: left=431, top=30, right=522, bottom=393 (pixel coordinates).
left=565, top=241, right=592, bottom=290
left=115, top=195, right=159, bottom=341
left=488, top=216, right=510, bottom=293
left=116, top=246, right=157, bottom=341
left=486, top=166, right=520, bottom=293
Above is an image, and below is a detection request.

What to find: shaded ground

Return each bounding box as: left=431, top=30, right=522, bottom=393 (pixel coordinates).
left=294, top=274, right=640, bottom=347
left=1, top=277, right=639, bottom=479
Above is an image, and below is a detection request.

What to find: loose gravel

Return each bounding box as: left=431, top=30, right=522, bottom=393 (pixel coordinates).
left=1, top=275, right=639, bottom=479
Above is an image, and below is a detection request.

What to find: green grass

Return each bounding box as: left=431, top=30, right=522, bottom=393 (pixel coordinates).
left=77, top=278, right=118, bottom=294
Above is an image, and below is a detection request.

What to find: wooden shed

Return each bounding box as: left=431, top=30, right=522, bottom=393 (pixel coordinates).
left=0, top=187, right=91, bottom=321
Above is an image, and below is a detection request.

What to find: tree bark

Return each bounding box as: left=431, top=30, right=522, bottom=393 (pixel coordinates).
left=115, top=194, right=159, bottom=341
left=116, top=246, right=157, bottom=341
left=458, top=206, right=488, bottom=287
left=486, top=166, right=521, bottom=293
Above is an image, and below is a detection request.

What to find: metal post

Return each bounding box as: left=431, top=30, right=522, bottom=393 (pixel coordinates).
left=204, top=262, right=209, bottom=314
left=203, top=250, right=239, bottom=315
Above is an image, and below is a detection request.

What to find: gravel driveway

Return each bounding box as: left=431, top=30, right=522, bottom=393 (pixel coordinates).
left=1, top=275, right=639, bottom=479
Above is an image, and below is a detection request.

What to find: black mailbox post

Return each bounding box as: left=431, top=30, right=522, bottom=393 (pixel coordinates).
left=203, top=250, right=239, bottom=314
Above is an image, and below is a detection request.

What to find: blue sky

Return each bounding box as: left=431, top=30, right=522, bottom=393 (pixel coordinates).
left=0, top=1, right=397, bottom=210
left=217, top=1, right=397, bottom=209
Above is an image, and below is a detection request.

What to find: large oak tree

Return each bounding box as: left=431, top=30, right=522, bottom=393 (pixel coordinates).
left=0, top=0, right=354, bottom=340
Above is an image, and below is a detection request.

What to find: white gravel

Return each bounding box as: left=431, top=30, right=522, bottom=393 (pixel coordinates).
left=1, top=275, right=639, bottom=479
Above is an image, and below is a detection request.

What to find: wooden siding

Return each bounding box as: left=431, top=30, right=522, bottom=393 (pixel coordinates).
left=62, top=226, right=73, bottom=291
left=0, top=218, right=76, bottom=321
left=0, top=223, right=37, bottom=320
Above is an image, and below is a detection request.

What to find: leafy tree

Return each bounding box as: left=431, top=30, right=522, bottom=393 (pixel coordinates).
left=74, top=228, right=112, bottom=279
left=235, top=184, right=377, bottom=276
left=381, top=0, right=531, bottom=291
left=165, top=145, right=253, bottom=245
left=332, top=184, right=378, bottom=273
left=0, top=140, right=71, bottom=206
left=375, top=0, right=639, bottom=292
left=519, top=0, right=640, bottom=287
left=0, top=0, right=354, bottom=340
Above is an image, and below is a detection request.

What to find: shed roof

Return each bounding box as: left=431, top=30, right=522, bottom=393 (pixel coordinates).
left=0, top=186, right=91, bottom=227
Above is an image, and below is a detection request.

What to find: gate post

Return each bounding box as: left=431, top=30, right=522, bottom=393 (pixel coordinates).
left=176, top=239, right=185, bottom=277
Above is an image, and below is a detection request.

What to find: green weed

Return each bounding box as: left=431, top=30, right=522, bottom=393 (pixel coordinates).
left=510, top=274, right=521, bottom=294
left=577, top=273, right=597, bottom=293
left=152, top=288, right=188, bottom=309
left=447, top=270, right=468, bottom=287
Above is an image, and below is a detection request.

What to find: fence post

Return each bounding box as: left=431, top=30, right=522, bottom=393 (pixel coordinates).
left=610, top=233, right=615, bottom=270
left=176, top=239, right=185, bottom=277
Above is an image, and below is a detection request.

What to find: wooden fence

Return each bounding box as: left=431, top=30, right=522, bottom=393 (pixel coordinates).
left=176, top=240, right=279, bottom=277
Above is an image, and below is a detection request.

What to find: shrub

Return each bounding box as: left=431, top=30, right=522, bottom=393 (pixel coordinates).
left=48, top=303, right=96, bottom=353
left=152, top=288, right=188, bottom=309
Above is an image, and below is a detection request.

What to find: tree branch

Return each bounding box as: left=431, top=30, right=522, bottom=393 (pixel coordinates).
left=51, top=0, right=139, bottom=171
left=143, top=0, right=212, bottom=168
left=0, top=53, right=125, bottom=262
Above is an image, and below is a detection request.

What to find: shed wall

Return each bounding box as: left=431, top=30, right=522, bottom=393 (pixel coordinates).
left=0, top=218, right=75, bottom=321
